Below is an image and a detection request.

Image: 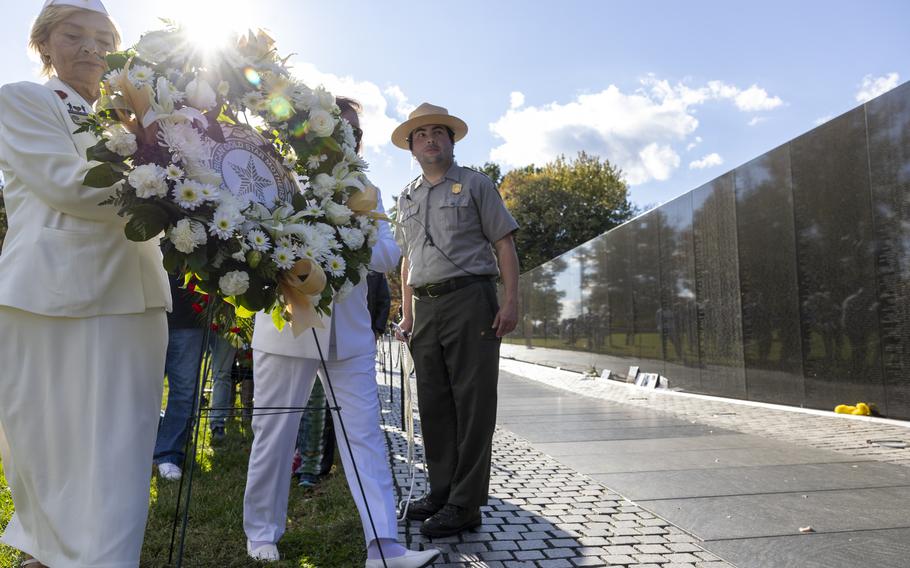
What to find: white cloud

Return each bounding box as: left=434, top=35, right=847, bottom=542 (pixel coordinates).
left=510, top=91, right=525, bottom=109
left=290, top=61, right=408, bottom=152
left=855, top=72, right=900, bottom=103
left=489, top=76, right=781, bottom=185
left=747, top=116, right=767, bottom=127
left=813, top=115, right=833, bottom=126
left=686, top=136, right=703, bottom=151
left=384, top=85, right=415, bottom=119
left=689, top=153, right=723, bottom=170
left=733, top=85, right=783, bottom=112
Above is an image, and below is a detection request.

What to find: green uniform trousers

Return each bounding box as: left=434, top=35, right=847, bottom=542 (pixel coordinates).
left=411, top=279, right=501, bottom=509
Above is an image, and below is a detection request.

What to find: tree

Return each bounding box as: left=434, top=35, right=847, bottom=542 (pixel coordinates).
left=499, top=151, right=636, bottom=271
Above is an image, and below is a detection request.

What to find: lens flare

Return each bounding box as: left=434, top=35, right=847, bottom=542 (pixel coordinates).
left=244, top=67, right=261, bottom=87
left=269, top=96, right=293, bottom=121
left=290, top=120, right=308, bottom=139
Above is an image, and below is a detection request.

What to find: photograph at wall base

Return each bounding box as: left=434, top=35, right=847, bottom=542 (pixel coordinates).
left=505, top=80, right=910, bottom=420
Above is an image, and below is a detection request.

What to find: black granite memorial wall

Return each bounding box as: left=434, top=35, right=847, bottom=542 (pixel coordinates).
left=504, top=81, right=910, bottom=419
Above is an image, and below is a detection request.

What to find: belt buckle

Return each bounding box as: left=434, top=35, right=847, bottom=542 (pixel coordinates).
left=425, top=282, right=443, bottom=298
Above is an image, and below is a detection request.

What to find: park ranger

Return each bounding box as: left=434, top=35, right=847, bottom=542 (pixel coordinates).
left=392, top=103, right=519, bottom=538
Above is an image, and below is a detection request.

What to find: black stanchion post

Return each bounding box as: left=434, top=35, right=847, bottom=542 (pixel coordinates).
left=169, top=302, right=215, bottom=567
left=399, top=350, right=405, bottom=431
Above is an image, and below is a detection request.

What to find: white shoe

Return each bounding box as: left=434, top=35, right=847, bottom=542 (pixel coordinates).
left=365, top=547, right=441, bottom=568
left=157, top=462, right=182, bottom=481
left=247, top=540, right=280, bottom=562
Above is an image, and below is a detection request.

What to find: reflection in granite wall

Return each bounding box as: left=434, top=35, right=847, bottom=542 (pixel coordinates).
left=657, top=193, right=700, bottom=391
left=606, top=223, right=637, bottom=360
left=734, top=147, right=805, bottom=405
left=791, top=108, right=885, bottom=411
left=867, top=82, right=910, bottom=417
left=632, top=212, right=664, bottom=368
left=692, top=174, right=747, bottom=399
left=503, top=83, right=910, bottom=418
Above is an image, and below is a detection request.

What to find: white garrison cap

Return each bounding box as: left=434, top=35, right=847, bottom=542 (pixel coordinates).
left=41, top=0, right=110, bottom=16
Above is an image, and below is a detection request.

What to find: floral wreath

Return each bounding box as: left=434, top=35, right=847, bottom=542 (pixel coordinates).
left=79, top=23, right=382, bottom=335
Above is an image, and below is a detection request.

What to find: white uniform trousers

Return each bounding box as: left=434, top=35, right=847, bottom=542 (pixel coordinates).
left=243, top=350, right=397, bottom=545
left=0, top=307, right=167, bottom=568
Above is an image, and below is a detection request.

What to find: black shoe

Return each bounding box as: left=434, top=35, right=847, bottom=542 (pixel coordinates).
left=420, top=504, right=482, bottom=538
left=404, top=496, right=444, bottom=522
left=210, top=426, right=226, bottom=444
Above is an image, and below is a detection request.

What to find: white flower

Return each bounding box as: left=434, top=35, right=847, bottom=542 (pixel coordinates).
left=134, top=30, right=177, bottom=64
left=165, top=164, right=184, bottom=181
left=159, top=122, right=207, bottom=164
left=311, top=173, right=336, bottom=199
left=184, top=162, right=223, bottom=186
left=313, top=86, right=336, bottom=112
left=231, top=240, right=251, bottom=261
left=185, top=78, right=217, bottom=111
left=173, top=180, right=206, bottom=210
left=128, top=164, right=168, bottom=198
left=335, top=279, right=354, bottom=302
left=301, top=201, right=323, bottom=217
left=128, top=64, right=155, bottom=86
left=247, top=229, right=271, bottom=252
left=338, top=226, right=365, bottom=250
left=272, top=246, right=295, bottom=270
left=104, top=68, right=127, bottom=92
left=169, top=218, right=207, bottom=253
left=199, top=184, right=220, bottom=202
left=209, top=204, right=243, bottom=239
left=153, top=77, right=178, bottom=114
left=308, top=109, right=336, bottom=137
left=326, top=254, right=346, bottom=277
left=219, top=270, right=250, bottom=296
left=104, top=125, right=137, bottom=156
left=282, top=147, right=298, bottom=169
left=365, top=223, right=379, bottom=246
left=324, top=200, right=353, bottom=225
left=306, top=154, right=327, bottom=169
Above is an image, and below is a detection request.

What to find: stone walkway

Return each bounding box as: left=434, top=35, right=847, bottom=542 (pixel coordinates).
left=375, top=349, right=734, bottom=567
left=497, top=358, right=910, bottom=469
left=374, top=340, right=910, bottom=567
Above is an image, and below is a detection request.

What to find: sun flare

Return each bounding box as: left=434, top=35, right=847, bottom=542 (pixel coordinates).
left=154, top=0, right=251, bottom=55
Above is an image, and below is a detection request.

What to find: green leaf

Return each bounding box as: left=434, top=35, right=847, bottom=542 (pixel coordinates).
left=235, top=305, right=256, bottom=318
left=124, top=203, right=169, bottom=241
left=270, top=305, right=286, bottom=332
left=86, top=139, right=123, bottom=163
left=187, top=247, right=209, bottom=272
left=162, top=247, right=184, bottom=273
left=104, top=52, right=129, bottom=71
left=83, top=163, right=121, bottom=188
left=291, top=192, right=308, bottom=211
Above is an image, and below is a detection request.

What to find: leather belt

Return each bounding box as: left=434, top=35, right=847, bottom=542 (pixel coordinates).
left=412, top=276, right=492, bottom=299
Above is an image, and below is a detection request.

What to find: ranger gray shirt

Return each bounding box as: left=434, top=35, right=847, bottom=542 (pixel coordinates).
left=396, top=162, right=518, bottom=289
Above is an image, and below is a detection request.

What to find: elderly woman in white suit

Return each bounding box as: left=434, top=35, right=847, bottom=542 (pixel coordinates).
left=243, top=99, right=439, bottom=568
left=0, top=1, right=171, bottom=567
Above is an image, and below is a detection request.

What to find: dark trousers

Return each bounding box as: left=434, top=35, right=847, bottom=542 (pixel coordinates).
left=411, top=280, right=501, bottom=509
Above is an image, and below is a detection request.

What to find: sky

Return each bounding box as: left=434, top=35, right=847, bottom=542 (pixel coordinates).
left=3, top=0, right=908, bottom=213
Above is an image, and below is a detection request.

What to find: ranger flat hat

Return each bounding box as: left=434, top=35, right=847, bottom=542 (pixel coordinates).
left=41, top=0, right=109, bottom=16
left=391, top=102, right=468, bottom=150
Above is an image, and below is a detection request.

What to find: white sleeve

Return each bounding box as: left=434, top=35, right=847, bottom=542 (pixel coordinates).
left=368, top=187, right=401, bottom=273
left=0, top=83, right=124, bottom=224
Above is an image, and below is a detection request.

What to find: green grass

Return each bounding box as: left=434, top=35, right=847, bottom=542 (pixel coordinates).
left=1, top=415, right=364, bottom=567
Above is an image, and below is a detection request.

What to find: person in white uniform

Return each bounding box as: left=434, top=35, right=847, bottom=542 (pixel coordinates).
left=243, top=98, right=440, bottom=568
left=0, top=1, right=171, bottom=567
